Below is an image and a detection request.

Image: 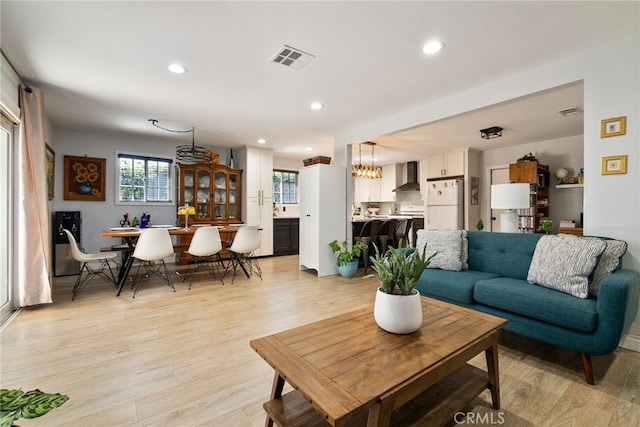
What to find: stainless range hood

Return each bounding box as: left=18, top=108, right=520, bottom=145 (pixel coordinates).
left=393, top=161, right=420, bottom=192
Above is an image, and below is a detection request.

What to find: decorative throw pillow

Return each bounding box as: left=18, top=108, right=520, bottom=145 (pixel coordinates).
left=586, top=238, right=627, bottom=297
left=461, top=230, right=469, bottom=270
left=527, top=234, right=606, bottom=298
left=415, top=229, right=463, bottom=271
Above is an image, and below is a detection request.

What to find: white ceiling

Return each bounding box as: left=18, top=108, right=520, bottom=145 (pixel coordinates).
left=1, top=1, right=638, bottom=164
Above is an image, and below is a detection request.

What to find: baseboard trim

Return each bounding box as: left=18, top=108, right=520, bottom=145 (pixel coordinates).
left=620, top=333, right=640, bottom=352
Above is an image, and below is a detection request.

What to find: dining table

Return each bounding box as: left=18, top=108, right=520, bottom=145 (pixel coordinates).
left=101, top=225, right=242, bottom=296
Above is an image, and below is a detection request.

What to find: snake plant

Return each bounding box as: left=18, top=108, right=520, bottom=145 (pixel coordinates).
left=366, top=241, right=436, bottom=295
left=0, top=389, right=69, bottom=427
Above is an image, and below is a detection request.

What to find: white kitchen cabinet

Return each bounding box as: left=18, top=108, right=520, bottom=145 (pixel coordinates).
left=353, top=177, right=381, bottom=204
left=380, top=164, right=401, bottom=201
left=236, top=146, right=273, bottom=256
left=426, top=151, right=464, bottom=178
left=299, top=164, right=346, bottom=277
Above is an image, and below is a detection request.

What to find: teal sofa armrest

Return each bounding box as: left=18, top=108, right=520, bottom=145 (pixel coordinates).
left=596, top=269, right=640, bottom=344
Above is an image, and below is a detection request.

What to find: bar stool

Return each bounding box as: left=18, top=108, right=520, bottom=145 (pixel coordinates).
left=393, top=218, right=413, bottom=248
left=375, top=219, right=396, bottom=253
left=353, top=220, right=377, bottom=274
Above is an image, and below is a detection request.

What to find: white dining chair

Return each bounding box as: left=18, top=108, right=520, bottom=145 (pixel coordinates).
left=182, top=226, right=224, bottom=289
left=63, top=229, right=118, bottom=300
left=130, top=228, right=176, bottom=297
left=225, top=225, right=262, bottom=284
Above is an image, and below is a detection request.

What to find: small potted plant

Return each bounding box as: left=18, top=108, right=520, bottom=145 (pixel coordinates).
left=366, top=242, right=437, bottom=334
left=328, top=240, right=368, bottom=278
left=541, top=219, right=553, bottom=234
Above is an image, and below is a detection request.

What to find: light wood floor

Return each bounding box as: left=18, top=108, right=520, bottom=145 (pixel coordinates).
left=1, top=255, right=638, bottom=426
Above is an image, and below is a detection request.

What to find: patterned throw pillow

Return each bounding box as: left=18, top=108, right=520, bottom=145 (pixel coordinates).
left=416, top=229, right=463, bottom=271
left=586, top=238, right=627, bottom=297
left=461, top=230, right=469, bottom=270
left=527, top=234, right=606, bottom=298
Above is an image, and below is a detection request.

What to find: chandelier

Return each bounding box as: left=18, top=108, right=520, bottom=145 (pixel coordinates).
left=149, top=119, right=209, bottom=164
left=352, top=141, right=382, bottom=179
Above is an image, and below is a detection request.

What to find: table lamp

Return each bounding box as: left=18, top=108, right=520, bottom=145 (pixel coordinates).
left=490, top=183, right=530, bottom=233
left=178, top=203, right=196, bottom=229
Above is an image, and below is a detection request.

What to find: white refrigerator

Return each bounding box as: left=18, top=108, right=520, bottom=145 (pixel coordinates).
left=426, top=178, right=464, bottom=229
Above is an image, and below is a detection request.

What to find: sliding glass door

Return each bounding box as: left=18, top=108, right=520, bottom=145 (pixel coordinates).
left=0, top=115, right=14, bottom=324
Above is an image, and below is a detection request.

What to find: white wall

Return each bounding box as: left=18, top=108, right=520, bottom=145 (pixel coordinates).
left=53, top=128, right=232, bottom=255
left=333, top=36, right=640, bottom=350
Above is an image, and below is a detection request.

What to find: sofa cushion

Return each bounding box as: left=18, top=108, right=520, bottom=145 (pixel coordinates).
left=587, top=238, right=627, bottom=297
left=416, top=229, right=464, bottom=271
left=527, top=234, right=606, bottom=298
left=474, top=277, right=598, bottom=333
left=415, top=269, right=500, bottom=305
left=467, top=231, right=542, bottom=280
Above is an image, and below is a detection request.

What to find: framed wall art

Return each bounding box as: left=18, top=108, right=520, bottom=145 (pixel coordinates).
left=45, top=144, right=55, bottom=200
left=63, top=155, right=106, bottom=201
left=470, top=176, right=479, bottom=205
left=601, top=155, right=627, bottom=175
left=600, top=116, right=626, bottom=138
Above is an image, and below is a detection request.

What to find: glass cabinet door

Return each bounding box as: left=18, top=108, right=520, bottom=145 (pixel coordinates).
left=196, top=169, right=211, bottom=219
left=183, top=170, right=195, bottom=207
left=228, top=172, right=238, bottom=220
left=214, top=172, right=227, bottom=219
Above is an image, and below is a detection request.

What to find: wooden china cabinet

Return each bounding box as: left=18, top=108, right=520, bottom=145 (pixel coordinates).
left=176, top=157, right=243, bottom=264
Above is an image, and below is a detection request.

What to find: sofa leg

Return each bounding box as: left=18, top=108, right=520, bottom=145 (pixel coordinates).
left=580, top=353, right=595, bottom=385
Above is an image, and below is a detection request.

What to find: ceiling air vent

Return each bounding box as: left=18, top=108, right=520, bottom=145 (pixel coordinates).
left=557, top=106, right=583, bottom=116
left=270, top=45, right=315, bottom=70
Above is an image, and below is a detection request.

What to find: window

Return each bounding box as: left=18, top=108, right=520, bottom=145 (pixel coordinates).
left=118, top=153, right=173, bottom=203
left=272, top=170, right=298, bottom=204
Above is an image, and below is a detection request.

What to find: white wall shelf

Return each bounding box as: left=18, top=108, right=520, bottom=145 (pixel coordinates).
left=555, top=183, right=584, bottom=188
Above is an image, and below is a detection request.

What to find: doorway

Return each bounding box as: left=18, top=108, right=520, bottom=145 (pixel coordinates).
left=490, top=167, right=510, bottom=232
left=0, top=114, right=14, bottom=326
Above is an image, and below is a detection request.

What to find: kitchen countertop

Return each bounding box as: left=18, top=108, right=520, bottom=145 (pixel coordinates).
left=352, top=214, right=423, bottom=222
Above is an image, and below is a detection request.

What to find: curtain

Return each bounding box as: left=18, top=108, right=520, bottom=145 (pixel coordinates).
left=17, top=85, right=52, bottom=306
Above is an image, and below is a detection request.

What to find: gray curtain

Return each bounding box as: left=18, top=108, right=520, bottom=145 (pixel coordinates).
left=17, top=85, right=52, bottom=306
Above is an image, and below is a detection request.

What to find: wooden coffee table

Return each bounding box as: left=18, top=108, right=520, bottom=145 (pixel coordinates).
left=250, top=297, right=507, bottom=427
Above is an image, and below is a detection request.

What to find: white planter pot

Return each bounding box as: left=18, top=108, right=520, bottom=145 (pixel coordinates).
left=374, top=287, right=423, bottom=334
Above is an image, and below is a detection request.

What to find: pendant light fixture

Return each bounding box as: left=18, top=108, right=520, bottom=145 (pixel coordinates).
left=352, top=141, right=382, bottom=179
left=149, top=119, right=208, bottom=164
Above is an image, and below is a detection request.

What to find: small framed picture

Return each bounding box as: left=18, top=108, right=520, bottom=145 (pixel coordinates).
left=601, top=155, right=627, bottom=175
left=600, top=116, right=626, bottom=138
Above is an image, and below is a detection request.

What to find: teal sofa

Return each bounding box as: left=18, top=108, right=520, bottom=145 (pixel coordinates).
left=414, top=231, right=640, bottom=384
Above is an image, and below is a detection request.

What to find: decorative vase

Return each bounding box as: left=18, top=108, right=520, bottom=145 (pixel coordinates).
left=337, top=259, right=359, bottom=278
left=374, top=287, right=423, bottom=334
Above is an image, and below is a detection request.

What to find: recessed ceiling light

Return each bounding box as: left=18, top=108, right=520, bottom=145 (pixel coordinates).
left=310, top=102, right=324, bottom=110
left=257, top=138, right=266, bottom=144
left=422, top=40, right=444, bottom=55
left=306, top=147, right=312, bottom=151
left=168, top=63, right=187, bottom=74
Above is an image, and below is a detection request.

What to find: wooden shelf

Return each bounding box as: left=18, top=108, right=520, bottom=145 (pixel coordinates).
left=559, top=227, right=583, bottom=236
left=263, top=364, right=490, bottom=427
left=556, top=183, right=584, bottom=188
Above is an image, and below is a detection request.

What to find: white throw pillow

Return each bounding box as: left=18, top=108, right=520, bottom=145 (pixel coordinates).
left=415, top=229, right=463, bottom=271
left=527, top=234, right=606, bottom=298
